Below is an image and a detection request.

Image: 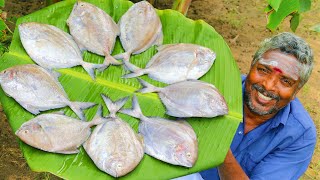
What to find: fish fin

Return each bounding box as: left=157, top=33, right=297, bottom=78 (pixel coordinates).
left=101, top=94, right=129, bottom=118
left=69, top=101, right=96, bottom=121
left=119, top=94, right=143, bottom=119
left=50, top=110, right=65, bottom=115
left=136, top=78, right=159, bottom=93
left=113, top=51, right=131, bottom=62
left=24, top=105, right=40, bottom=115
left=122, top=59, right=141, bottom=72
left=155, top=30, right=163, bottom=46
left=122, top=60, right=145, bottom=78
left=156, top=44, right=175, bottom=51
left=122, top=71, right=145, bottom=79
left=81, top=61, right=106, bottom=80
left=136, top=133, right=144, bottom=146
left=40, top=67, right=61, bottom=82
left=89, top=105, right=106, bottom=126
left=101, top=54, right=122, bottom=71
left=57, top=149, right=80, bottom=154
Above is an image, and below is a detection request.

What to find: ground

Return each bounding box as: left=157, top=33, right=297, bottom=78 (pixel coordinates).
left=0, top=0, right=319, bottom=179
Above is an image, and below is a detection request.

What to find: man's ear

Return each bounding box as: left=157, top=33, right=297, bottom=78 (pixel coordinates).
left=291, top=86, right=302, bottom=100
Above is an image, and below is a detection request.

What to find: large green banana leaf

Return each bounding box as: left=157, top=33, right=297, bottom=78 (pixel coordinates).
left=0, top=0, right=242, bottom=179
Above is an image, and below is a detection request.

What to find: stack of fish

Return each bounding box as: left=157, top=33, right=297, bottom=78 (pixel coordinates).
left=0, top=1, right=229, bottom=178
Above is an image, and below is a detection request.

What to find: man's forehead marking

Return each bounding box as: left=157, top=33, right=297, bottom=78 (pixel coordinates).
left=258, top=58, right=300, bottom=80
left=273, top=67, right=283, bottom=73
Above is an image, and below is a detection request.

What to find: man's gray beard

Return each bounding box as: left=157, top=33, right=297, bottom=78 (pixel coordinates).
left=244, top=84, right=280, bottom=116
left=244, top=92, right=279, bottom=116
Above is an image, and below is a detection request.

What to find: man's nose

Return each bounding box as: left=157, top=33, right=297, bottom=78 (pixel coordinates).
left=262, top=75, right=278, bottom=91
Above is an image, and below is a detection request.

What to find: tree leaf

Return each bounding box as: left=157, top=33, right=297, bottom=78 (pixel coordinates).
left=0, top=0, right=242, bottom=179
left=0, top=19, right=6, bottom=31
left=290, top=13, right=300, bottom=32
left=266, top=0, right=299, bottom=31
left=264, top=5, right=274, bottom=13
left=0, top=0, right=4, bottom=7
left=267, top=0, right=283, bottom=11
left=299, top=0, right=311, bottom=13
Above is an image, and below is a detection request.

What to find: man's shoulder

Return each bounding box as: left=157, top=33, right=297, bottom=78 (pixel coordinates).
left=288, top=98, right=316, bottom=133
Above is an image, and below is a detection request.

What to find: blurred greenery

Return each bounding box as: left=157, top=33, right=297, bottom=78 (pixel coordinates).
left=265, top=0, right=311, bottom=32
left=0, top=0, right=12, bottom=57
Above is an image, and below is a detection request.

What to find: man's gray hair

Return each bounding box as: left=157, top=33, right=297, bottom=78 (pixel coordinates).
left=252, top=32, right=314, bottom=88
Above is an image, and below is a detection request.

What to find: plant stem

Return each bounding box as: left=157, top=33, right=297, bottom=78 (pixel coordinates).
left=172, top=0, right=192, bottom=16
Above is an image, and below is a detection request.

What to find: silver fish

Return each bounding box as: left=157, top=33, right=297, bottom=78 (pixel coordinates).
left=120, top=95, right=198, bottom=167
left=137, top=79, right=228, bottom=118
left=67, top=2, right=121, bottom=69
left=19, top=22, right=105, bottom=79
left=123, top=43, right=216, bottom=84
left=83, top=95, right=144, bottom=177
left=0, top=64, right=95, bottom=120
left=15, top=110, right=103, bottom=154
left=114, top=1, right=163, bottom=61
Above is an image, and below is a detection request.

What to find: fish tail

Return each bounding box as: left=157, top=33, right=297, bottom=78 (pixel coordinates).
left=136, top=78, right=160, bottom=93
left=122, top=60, right=145, bottom=79
left=101, top=94, right=129, bottom=118
left=104, top=54, right=122, bottom=68
left=69, top=101, right=96, bottom=121
left=113, top=51, right=131, bottom=62
left=81, top=61, right=106, bottom=80
left=119, top=94, right=144, bottom=119
left=89, top=105, right=105, bottom=126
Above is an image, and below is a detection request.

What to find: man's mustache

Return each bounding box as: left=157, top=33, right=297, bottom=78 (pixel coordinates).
left=252, top=84, right=280, bottom=101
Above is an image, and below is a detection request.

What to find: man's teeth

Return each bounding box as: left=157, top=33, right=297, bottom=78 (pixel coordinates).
left=258, top=92, right=272, bottom=101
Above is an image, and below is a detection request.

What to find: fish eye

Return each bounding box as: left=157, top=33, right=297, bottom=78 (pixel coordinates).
left=24, top=130, right=29, bottom=134
left=117, top=164, right=122, bottom=169
left=186, top=152, right=191, bottom=158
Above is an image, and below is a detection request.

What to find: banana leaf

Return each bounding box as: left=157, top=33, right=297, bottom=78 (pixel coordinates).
left=0, top=0, right=242, bottom=179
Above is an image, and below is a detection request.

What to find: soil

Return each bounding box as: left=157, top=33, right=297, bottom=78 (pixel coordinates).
left=0, top=0, right=319, bottom=179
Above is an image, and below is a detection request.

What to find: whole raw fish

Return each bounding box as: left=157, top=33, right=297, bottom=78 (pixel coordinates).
left=120, top=95, right=198, bottom=167
left=19, top=22, right=105, bottom=79
left=114, top=1, right=163, bottom=61
left=15, top=110, right=104, bottom=154
left=67, top=2, right=121, bottom=69
left=83, top=95, right=144, bottom=177
left=137, top=78, right=228, bottom=118
left=0, top=64, right=94, bottom=120
left=123, top=43, right=216, bottom=84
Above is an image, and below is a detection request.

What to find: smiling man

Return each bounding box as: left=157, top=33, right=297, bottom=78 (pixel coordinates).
left=203, top=32, right=316, bottom=180
left=175, top=32, right=316, bottom=180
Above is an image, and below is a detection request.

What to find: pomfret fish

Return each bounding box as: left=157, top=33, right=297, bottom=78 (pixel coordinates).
left=0, top=64, right=95, bottom=120
left=15, top=111, right=103, bottom=154
left=83, top=95, right=144, bottom=177
left=120, top=95, right=198, bottom=167
left=114, top=1, right=163, bottom=61
left=137, top=79, right=228, bottom=118
left=19, top=22, right=105, bottom=79
left=123, top=43, right=216, bottom=84
left=67, top=2, right=121, bottom=69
